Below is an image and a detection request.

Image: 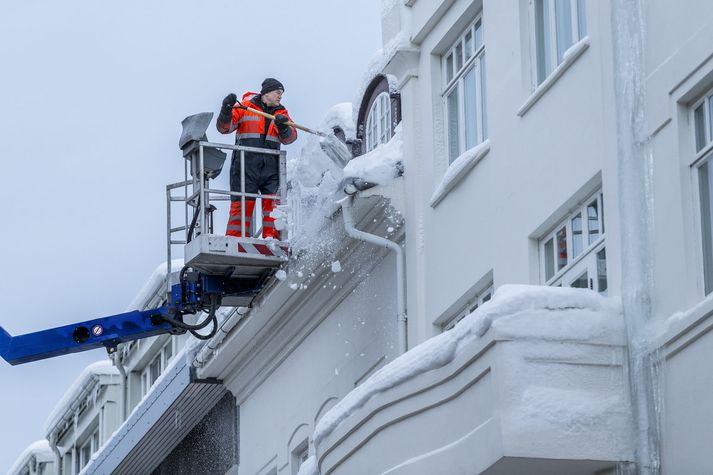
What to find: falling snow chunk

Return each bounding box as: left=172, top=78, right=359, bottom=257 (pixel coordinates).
left=289, top=283, right=299, bottom=290
left=387, top=226, right=394, bottom=233
left=275, top=270, right=287, bottom=281
left=331, top=261, right=342, bottom=272
left=297, top=271, right=304, bottom=278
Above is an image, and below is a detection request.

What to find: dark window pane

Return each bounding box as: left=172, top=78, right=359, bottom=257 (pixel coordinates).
left=577, top=0, right=586, bottom=38
left=556, top=227, right=568, bottom=270
left=456, top=42, right=463, bottom=71
left=475, top=20, right=483, bottom=51
left=555, top=0, right=573, bottom=63
left=447, top=88, right=460, bottom=162
left=481, top=54, right=488, bottom=140
left=572, top=213, right=583, bottom=257
left=465, top=30, right=473, bottom=61
left=535, top=0, right=552, bottom=83
left=545, top=238, right=555, bottom=280
left=464, top=66, right=478, bottom=149
left=446, top=53, right=454, bottom=83
left=587, top=199, right=600, bottom=244
left=570, top=271, right=589, bottom=289
left=597, top=248, right=608, bottom=293
left=695, top=104, right=706, bottom=152
left=699, top=161, right=713, bottom=294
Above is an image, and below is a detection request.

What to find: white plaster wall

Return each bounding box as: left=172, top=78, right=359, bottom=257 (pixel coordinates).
left=398, top=0, right=619, bottom=345
left=233, top=254, right=398, bottom=475
left=644, top=0, right=713, bottom=319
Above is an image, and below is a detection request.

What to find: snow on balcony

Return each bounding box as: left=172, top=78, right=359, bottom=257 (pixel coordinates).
left=311, top=285, right=634, bottom=475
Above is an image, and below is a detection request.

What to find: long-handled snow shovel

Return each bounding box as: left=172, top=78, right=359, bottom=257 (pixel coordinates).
left=233, top=103, right=352, bottom=168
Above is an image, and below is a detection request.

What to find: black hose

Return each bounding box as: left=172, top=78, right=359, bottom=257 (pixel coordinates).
left=161, top=295, right=218, bottom=331
left=189, top=315, right=218, bottom=340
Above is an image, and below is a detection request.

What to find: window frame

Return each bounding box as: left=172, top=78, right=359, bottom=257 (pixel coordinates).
left=140, top=339, right=174, bottom=398
left=696, top=151, right=713, bottom=295
left=442, top=16, right=487, bottom=164
left=692, top=92, right=713, bottom=159
left=365, top=91, right=392, bottom=152
left=540, top=191, right=605, bottom=287
left=533, top=0, right=586, bottom=85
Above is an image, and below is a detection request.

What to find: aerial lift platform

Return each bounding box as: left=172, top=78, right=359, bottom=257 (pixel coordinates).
left=0, top=112, right=289, bottom=365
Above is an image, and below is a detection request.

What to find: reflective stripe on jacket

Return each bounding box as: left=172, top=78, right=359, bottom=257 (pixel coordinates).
left=216, top=91, right=297, bottom=149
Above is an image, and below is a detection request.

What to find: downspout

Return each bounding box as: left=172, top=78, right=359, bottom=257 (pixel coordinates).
left=111, top=351, right=128, bottom=420
left=339, top=192, right=407, bottom=354
left=611, top=0, right=660, bottom=473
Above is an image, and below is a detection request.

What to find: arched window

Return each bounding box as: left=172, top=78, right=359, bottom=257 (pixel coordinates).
left=365, top=92, right=392, bottom=152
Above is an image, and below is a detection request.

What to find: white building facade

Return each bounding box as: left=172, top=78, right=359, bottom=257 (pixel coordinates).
left=8, top=0, right=713, bottom=474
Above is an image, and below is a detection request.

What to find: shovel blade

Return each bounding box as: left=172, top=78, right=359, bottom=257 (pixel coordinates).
left=319, top=134, right=352, bottom=169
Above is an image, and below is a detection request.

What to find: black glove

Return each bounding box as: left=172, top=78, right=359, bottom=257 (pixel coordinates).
left=219, top=93, right=237, bottom=122
left=274, top=113, right=291, bottom=137
left=222, top=93, right=237, bottom=109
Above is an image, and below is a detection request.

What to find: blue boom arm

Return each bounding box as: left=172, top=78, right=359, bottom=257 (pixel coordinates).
left=0, top=307, right=177, bottom=366
left=0, top=269, right=272, bottom=366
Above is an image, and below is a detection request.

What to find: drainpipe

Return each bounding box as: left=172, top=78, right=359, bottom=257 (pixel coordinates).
left=340, top=192, right=407, bottom=354
left=111, top=351, right=128, bottom=420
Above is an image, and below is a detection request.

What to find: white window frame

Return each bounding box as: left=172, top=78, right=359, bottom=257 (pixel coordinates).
left=533, top=0, right=586, bottom=85
left=291, top=439, right=310, bottom=475
left=442, top=16, right=487, bottom=164
left=365, top=92, right=392, bottom=152
left=696, top=151, right=713, bottom=295
left=140, top=340, right=173, bottom=397
left=442, top=284, right=493, bottom=332
left=693, top=91, right=713, bottom=158
left=76, top=427, right=100, bottom=470
left=540, top=191, right=606, bottom=290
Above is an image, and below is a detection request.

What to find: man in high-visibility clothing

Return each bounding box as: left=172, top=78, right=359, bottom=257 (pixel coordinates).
left=217, top=78, right=297, bottom=239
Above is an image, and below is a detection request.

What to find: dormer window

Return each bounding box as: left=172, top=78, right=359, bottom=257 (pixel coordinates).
left=366, top=92, right=392, bottom=152
left=357, top=75, right=401, bottom=156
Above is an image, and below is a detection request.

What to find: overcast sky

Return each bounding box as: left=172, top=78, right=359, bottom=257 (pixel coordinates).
left=0, top=0, right=382, bottom=470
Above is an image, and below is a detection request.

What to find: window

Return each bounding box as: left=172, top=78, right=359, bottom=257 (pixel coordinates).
left=79, top=427, right=100, bottom=470
left=443, top=17, right=487, bottom=163
left=365, top=92, right=392, bottom=152
left=534, top=0, right=586, bottom=84
left=540, top=192, right=607, bottom=293
left=698, top=156, right=713, bottom=294
left=693, top=93, right=713, bottom=154
left=291, top=439, right=310, bottom=475
left=140, top=340, right=174, bottom=397
left=442, top=284, right=493, bottom=332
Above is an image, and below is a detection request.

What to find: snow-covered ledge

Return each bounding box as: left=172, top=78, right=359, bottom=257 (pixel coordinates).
left=517, top=37, right=590, bottom=117
left=430, top=139, right=490, bottom=208
left=310, top=286, right=634, bottom=475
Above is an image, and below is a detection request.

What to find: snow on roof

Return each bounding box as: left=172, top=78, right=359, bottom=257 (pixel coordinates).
left=352, top=32, right=408, bottom=116
left=44, top=360, right=119, bottom=435
left=313, top=284, right=623, bottom=446
left=343, top=124, right=403, bottom=186
left=321, top=102, right=355, bottom=139
left=125, top=259, right=184, bottom=311
left=6, top=440, right=53, bottom=475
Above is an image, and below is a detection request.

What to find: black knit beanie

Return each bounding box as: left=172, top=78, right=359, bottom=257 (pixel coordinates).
left=260, top=78, right=284, bottom=95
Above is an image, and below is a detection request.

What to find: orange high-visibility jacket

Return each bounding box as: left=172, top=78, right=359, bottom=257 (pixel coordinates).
left=217, top=91, right=297, bottom=149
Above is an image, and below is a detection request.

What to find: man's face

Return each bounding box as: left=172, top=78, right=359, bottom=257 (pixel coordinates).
left=262, top=89, right=283, bottom=107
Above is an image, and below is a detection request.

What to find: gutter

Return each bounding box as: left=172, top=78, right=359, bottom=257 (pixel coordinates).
left=339, top=183, right=407, bottom=354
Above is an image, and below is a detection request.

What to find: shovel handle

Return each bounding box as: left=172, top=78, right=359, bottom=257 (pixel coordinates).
left=233, top=104, right=325, bottom=137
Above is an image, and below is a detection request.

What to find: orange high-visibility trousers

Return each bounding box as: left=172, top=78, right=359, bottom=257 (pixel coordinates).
left=262, top=198, right=279, bottom=239
left=226, top=200, right=255, bottom=237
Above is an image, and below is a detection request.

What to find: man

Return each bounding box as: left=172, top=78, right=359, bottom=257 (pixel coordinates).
left=217, top=78, right=297, bottom=239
